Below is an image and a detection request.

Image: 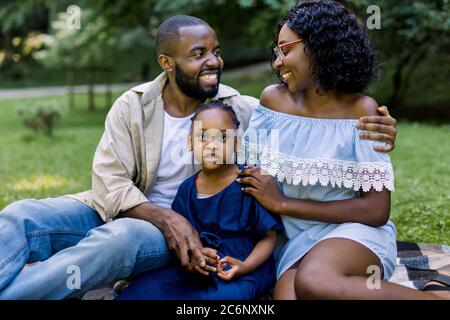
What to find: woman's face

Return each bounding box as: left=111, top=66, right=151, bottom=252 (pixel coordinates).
left=273, top=23, right=313, bottom=92
left=189, top=109, right=238, bottom=170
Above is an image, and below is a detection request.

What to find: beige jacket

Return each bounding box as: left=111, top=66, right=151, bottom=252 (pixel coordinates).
left=67, top=72, right=259, bottom=221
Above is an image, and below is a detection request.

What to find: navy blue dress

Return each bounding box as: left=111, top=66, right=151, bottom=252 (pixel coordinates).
left=116, top=167, right=283, bottom=300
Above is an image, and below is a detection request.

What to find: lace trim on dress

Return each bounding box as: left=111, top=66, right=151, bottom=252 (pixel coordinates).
left=240, top=142, right=394, bottom=192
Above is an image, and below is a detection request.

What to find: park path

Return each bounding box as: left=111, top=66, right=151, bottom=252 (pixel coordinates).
left=0, top=62, right=270, bottom=100
left=0, top=83, right=139, bottom=100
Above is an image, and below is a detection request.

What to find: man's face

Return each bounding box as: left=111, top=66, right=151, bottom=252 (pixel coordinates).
left=172, top=25, right=224, bottom=100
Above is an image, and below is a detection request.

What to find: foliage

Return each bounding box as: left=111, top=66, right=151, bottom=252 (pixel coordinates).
left=344, top=0, right=450, bottom=108
left=34, top=9, right=109, bottom=67
left=18, top=103, right=62, bottom=136
left=1, top=0, right=449, bottom=110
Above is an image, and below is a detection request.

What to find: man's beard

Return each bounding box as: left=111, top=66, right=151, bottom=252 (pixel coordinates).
left=175, top=64, right=221, bottom=100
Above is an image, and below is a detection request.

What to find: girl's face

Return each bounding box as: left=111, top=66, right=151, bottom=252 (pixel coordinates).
left=189, top=109, right=239, bottom=170
left=273, top=23, right=313, bottom=92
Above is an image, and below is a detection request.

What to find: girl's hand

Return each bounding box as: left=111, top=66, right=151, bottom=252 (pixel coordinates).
left=217, top=256, right=246, bottom=281
left=236, top=166, right=285, bottom=213
left=357, top=106, right=397, bottom=152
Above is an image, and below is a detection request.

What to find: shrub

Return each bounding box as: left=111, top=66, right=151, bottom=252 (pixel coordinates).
left=18, top=104, right=62, bottom=137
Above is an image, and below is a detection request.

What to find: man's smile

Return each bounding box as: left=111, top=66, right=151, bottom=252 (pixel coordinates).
left=199, top=70, right=220, bottom=86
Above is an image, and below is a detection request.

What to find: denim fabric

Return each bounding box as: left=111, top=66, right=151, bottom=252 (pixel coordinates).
left=0, top=196, right=170, bottom=299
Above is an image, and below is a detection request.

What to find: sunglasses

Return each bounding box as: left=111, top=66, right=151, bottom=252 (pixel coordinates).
left=273, top=39, right=303, bottom=62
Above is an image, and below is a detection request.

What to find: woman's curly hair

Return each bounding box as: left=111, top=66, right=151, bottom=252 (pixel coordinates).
left=271, top=0, right=378, bottom=93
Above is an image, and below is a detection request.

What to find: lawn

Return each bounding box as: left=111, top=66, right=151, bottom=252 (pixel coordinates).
left=0, top=85, right=448, bottom=245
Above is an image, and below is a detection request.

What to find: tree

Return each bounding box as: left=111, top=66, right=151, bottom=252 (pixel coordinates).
left=35, top=9, right=114, bottom=111
left=0, top=0, right=50, bottom=78
left=3, top=0, right=448, bottom=112
left=345, top=0, right=450, bottom=109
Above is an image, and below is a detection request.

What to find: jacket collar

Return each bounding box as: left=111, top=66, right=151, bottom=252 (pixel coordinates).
left=131, top=72, right=239, bottom=105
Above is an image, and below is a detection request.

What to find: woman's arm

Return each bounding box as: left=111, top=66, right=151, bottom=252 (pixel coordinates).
left=237, top=166, right=391, bottom=228
left=217, top=231, right=277, bottom=281
left=278, top=189, right=391, bottom=227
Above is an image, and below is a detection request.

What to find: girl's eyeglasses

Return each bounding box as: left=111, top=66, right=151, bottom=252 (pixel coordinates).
left=273, top=39, right=303, bottom=62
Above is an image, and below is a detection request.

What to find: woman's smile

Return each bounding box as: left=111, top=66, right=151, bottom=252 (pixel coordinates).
left=281, top=71, right=293, bottom=83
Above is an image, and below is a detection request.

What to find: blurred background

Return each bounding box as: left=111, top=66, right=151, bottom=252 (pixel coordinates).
left=0, top=0, right=448, bottom=244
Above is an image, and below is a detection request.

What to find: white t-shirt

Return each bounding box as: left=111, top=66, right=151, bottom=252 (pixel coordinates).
left=146, top=110, right=196, bottom=209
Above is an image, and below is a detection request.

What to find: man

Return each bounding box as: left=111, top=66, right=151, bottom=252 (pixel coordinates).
left=0, top=15, right=397, bottom=299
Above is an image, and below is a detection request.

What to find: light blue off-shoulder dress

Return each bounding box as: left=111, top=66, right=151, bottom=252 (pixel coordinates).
left=238, top=105, right=397, bottom=280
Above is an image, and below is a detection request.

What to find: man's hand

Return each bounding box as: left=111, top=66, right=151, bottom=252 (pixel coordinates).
left=357, top=106, right=397, bottom=152
left=160, top=209, right=206, bottom=273
left=191, top=247, right=220, bottom=276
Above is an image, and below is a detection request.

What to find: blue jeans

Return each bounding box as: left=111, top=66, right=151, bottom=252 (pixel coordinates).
left=0, top=196, right=171, bottom=299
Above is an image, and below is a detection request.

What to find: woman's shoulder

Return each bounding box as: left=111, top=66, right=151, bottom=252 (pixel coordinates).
left=259, top=84, right=291, bottom=111
left=347, top=94, right=380, bottom=119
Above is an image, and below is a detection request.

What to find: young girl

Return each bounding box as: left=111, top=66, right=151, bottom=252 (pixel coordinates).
left=237, top=0, right=441, bottom=299
left=116, top=101, right=283, bottom=300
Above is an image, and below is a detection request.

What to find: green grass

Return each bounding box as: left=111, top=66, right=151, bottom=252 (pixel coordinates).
left=0, top=93, right=119, bottom=207
left=389, top=123, right=450, bottom=244
left=0, top=86, right=448, bottom=245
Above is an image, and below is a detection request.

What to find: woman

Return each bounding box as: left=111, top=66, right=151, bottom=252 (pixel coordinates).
left=237, top=0, right=444, bottom=299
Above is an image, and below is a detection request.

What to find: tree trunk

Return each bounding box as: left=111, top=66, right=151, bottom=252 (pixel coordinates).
left=140, top=62, right=149, bottom=81
left=86, top=66, right=95, bottom=112
left=389, top=61, right=404, bottom=109
left=396, top=48, right=428, bottom=105
left=389, top=46, right=428, bottom=109
left=389, top=50, right=414, bottom=109
left=105, top=68, right=112, bottom=110
left=67, top=66, right=75, bottom=110
left=1, top=32, right=13, bottom=71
